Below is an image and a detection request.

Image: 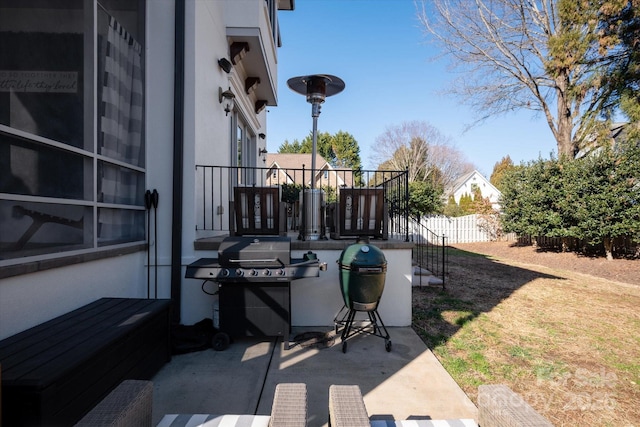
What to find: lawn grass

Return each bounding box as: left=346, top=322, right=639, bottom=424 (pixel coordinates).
left=412, top=247, right=640, bottom=426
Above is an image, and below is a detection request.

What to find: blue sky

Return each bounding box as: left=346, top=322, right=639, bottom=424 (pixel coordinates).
left=266, top=0, right=559, bottom=177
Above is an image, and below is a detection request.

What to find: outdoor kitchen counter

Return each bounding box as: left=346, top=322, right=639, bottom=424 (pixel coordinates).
left=189, top=236, right=415, bottom=329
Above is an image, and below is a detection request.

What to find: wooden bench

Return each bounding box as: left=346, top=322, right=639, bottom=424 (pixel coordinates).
left=0, top=298, right=171, bottom=427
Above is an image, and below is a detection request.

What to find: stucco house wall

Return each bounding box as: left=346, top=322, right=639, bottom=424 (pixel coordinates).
left=0, top=0, right=272, bottom=339
left=0, top=0, right=413, bottom=341
left=0, top=0, right=176, bottom=340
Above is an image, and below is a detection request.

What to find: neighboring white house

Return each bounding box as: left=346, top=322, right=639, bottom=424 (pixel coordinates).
left=445, top=170, right=502, bottom=210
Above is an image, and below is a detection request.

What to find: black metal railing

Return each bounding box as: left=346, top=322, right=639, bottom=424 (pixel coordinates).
left=411, top=217, right=448, bottom=287
left=194, top=165, right=409, bottom=241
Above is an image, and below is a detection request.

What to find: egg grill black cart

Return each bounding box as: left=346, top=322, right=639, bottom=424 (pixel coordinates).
left=334, top=239, right=391, bottom=353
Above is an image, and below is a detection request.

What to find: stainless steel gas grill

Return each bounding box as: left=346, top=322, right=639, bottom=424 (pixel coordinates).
left=186, top=237, right=322, bottom=282
left=185, top=236, right=325, bottom=350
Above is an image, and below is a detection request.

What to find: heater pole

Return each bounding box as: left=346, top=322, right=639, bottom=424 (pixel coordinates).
left=311, top=102, right=320, bottom=190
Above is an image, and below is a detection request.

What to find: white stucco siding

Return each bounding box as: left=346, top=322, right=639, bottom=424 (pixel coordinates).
left=180, top=249, right=218, bottom=326
left=0, top=253, right=146, bottom=340
left=192, top=1, right=230, bottom=167
left=290, top=248, right=413, bottom=327
left=146, top=0, right=179, bottom=302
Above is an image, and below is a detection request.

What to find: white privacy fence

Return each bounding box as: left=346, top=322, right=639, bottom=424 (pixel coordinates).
left=412, top=214, right=516, bottom=244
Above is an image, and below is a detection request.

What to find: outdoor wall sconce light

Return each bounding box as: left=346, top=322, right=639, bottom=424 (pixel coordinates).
left=245, top=77, right=260, bottom=94
left=218, top=58, right=232, bottom=73
left=230, top=42, right=250, bottom=65
left=218, top=58, right=233, bottom=74
left=255, top=100, right=268, bottom=114
left=258, top=147, right=268, bottom=163
left=219, top=87, right=235, bottom=116
left=258, top=133, right=266, bottom=140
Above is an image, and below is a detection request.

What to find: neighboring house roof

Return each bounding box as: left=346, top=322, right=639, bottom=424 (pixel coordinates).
left=575, top=122, right=631, bottom=159
left=610, top=122, right=629, bottom=141
left=265, top=153, right=327, bottom=186
left=265, top=153, right=326, bottom=171
left=445, top=169, right=502, bottom=208
left=265, top=153, right=354, bottom=187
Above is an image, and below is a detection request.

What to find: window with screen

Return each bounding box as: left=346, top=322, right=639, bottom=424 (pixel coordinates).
left=0, top=0, right=146, bottom=264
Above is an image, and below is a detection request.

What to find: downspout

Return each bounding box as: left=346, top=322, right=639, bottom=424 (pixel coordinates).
left=170, top=0, right=185, bottom=324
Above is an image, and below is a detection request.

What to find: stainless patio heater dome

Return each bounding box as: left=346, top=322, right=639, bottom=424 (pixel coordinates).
left=287, top=74, right=345, bottom=241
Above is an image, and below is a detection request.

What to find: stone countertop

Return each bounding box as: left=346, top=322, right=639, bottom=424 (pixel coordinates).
left=193, top=234, right=414, bottom=251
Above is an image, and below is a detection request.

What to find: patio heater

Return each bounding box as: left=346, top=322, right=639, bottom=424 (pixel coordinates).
left=287, top=74, right=345, bottom=240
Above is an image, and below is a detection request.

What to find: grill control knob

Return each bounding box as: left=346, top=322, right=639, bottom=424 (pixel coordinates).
left=276, top=269, right=285, bottom=276
left=262, top=269, right=271, bottom=276
left=221, top=269, right=230, bottom=277
left=250, top=269, right=258, bottom=276
left=235, top=269, right=244, bottom=277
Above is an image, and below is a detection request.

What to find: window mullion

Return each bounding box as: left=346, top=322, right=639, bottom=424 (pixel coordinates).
left=86, top=0, right=98, bottom=249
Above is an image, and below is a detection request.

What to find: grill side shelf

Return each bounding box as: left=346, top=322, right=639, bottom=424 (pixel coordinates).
left=184, top=258, right=219, bottom=279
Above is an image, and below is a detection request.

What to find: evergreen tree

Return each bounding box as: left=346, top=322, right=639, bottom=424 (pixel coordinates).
left=278, top=139, right=303, bottom=153
left=490, top=155, right=514, bottom=191
left=332, top=130, right=362, bottom=170
left=563, top=140, right=640, bottom=259
left=301, top=131, right=335, bottom=164
left=596, top=0, right=640, bottom=122
left=443, top=195, right=464, bottom=217
left=500, top=137, right=640, bottom=259
left=458, top=193, right=473, bottom=214
left=299, top=131, right=363, bottom=170
left=408, top=180, right=443, bottom=219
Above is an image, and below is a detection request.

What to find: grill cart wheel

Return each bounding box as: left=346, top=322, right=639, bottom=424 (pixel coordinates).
left=385, top=340, right=392, bottom=352
left=212, top=331, right=230, bottom=351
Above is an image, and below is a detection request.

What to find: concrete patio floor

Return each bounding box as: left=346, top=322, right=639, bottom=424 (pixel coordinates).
left=151, top=327, right=478, bottom=426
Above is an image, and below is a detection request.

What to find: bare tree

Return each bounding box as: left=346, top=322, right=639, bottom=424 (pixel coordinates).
left=417, top=0, right=612, bottom=157
left=371, top=120, right=473, bottom=188
left=428, top=144, right=475, bottom=189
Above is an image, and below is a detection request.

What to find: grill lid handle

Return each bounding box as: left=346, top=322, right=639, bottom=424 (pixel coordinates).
left=228, top=258, right=280, bottom=263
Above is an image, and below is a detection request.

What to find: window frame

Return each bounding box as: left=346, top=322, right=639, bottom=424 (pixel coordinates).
left=0, top=0, right=146, bottom=273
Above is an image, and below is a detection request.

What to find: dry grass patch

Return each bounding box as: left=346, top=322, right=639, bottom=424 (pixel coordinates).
left=412, top=245, right=640, bottom=426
